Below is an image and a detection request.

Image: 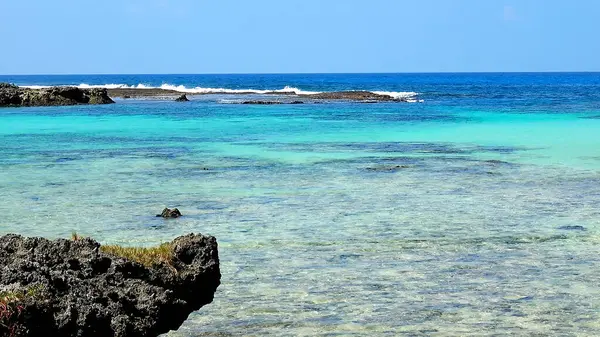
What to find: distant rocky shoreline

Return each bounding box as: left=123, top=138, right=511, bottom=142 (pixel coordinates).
left=108, top=88, right=412, bottom=102
left=0, top=83, right=114, bottom=107
left=0, top=82, right=415, bottom=107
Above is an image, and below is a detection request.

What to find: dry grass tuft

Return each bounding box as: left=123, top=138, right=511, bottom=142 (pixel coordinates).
left=100, top=243, right=174, bottom=268
left=71, top=233, right=175, bottom=268
left=71, top=231, right=85, bottom=241
left=0, top=286, right=43, bottom=304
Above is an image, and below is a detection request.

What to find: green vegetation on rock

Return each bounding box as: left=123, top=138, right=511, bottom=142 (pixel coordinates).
left=100, top=243, right=174, bottom=267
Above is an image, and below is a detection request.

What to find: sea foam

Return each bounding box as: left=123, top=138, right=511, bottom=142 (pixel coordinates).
left=23, top=83, right=320, bottom=95
left=372, top=91, right=422, bottom=102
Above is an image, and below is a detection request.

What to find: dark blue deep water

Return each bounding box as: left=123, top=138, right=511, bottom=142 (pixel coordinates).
left=3, top=72, right=600, bottom=109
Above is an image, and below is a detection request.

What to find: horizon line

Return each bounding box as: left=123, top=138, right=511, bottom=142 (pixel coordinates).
left=2, top=71, right=600, bottom=76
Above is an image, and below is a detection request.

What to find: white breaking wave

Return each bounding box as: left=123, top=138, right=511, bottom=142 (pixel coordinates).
left=19, top=83, right=421, bottom=101
left=156, top=84, right=321, bottom=95
left=372, top=91, right=419, bottom=100
left=21, top=85, right=53, bottom=89
left=21, top=83, right=137, bottom=90
left=22, top=83, right=321, bottom=95
left=218, top=99, right=245, bottom=104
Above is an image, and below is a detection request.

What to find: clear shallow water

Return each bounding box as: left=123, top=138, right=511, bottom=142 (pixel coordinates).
left=1, top=73, right=600, bottom=335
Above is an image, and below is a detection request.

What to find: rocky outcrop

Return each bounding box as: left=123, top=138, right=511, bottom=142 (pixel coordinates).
left=174, top=94, right=189, bottom=102
left=105, top=88, right=415, bottom=102
left=302, top=91, right=405, bottom=102
left=157, top=208, right=182, bottom=218
left=0, top=233, right=220, bottom=337
left=0, top=83, right=114, bottom=107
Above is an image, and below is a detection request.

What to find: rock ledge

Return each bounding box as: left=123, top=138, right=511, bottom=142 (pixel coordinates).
left=0, top=233, right=220, bottom=337
left=0, top=83, right=114, bottom=107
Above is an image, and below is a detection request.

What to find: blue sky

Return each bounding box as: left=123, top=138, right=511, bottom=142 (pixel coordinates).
left=0, top=0, right=599, bottom=74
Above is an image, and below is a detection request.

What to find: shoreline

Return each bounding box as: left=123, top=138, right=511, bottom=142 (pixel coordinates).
left=2, top=83, right=419, bottom=107
left=107, top=88, right=413, bottom=102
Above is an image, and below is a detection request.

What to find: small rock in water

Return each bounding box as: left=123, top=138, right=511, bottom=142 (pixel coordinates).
left=366, top=165, right=410, bottom=172
left=557, top=225, right=586, bottom=231
left=175, top=94, right=189, bottom=102
left=157, top=207, right=182, bottom=218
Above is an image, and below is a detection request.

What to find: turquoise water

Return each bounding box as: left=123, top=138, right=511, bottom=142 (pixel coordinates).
left=1, top=74, right=600, bottom=335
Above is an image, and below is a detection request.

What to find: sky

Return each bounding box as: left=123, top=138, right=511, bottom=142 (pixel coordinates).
left=0, top=0, right=599, bottom=74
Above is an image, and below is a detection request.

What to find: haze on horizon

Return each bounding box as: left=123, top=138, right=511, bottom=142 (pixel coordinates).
left=0, top=0, right=599, bottom=75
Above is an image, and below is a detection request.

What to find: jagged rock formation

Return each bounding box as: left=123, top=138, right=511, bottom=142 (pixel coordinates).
left=174, top=94, right=189, bottom=102
left=157, top=208, right=183, bottom=218
left=0, top=233, right=220, bottom=337
left=0, top=83, right=114, bottom=107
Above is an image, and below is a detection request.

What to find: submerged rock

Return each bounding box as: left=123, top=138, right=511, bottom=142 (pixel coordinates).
left=174, top=94, right=189, bottom=102
left=0, top=233, right=220, bottom=337
left=557, top=225, right=586, bottom=231
left=157, top=208, right=182, bottom=218
left=240, top=100, right=306, bottom=105
left=484, top=159, right=512, bottom=165
left=366, top=165, right=410, bottom=172
left=0, top=83, right=114, bottom=107
left=241, top=100, right=283, bottom=105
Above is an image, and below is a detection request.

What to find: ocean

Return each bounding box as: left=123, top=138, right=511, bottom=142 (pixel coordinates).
left=1, top=73, right=600, bottom=336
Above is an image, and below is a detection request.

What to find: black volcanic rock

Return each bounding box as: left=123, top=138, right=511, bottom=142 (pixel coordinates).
left=0, top=233, right=220, bottom=337
left=0, top=83, right=114, bottom=107
left=0, top=83, right=19, bottom=89
left=157, top=208, right=183, bottom=218
left=174, top=94, right=189, bottom=102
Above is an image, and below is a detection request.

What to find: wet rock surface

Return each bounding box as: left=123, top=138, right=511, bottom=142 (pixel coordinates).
left=107, top=88, right=184, bottom=98
left=0, top=233, right=220, bottom=337
left=157, top=208, right=183, bottom=218
left=174, top=94, right=189, bottom=102
left=0, top=83, right=114, bottom=107
left=301, top=90, right=406, bottom=102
